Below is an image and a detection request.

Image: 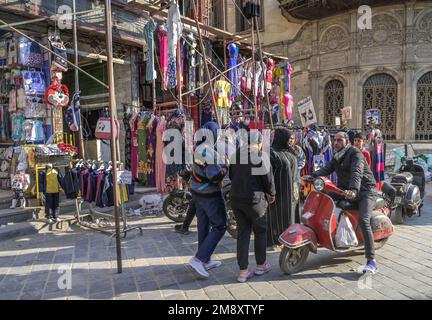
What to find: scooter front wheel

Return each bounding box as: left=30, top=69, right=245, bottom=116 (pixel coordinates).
left=279, top=246, right=309, bottom=275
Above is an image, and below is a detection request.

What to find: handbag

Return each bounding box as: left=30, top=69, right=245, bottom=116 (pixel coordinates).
left=45, top=76, right=70, bottom=107
left=95, top=117, right=120, bottom=140
left=49, top=36, right=68, bottom=72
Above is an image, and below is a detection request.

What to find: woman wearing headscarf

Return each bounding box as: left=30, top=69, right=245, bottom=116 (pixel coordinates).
left=267, top=128, right=299, bottom=246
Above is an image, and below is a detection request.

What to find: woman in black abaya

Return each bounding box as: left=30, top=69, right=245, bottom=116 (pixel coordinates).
left=267, top=128, right=299, bottom=246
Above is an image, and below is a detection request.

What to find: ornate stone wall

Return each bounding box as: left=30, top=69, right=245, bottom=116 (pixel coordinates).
left=268, top=2, right=432, bottom=141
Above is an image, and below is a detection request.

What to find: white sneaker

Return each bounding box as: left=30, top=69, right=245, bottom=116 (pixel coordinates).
left=204, top=260, right=222, bottom=271
left=188, top=257, right=209, bottom=279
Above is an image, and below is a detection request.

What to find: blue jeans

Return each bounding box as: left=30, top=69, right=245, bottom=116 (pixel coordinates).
left=192, top=192, right=227, bottom=263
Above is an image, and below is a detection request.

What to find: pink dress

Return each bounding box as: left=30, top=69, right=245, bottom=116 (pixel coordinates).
left=130, top=114, right=139, bottom=179
left=157, top=25, right=169, bottom=91
left=155, top=117, right=167, bottom=193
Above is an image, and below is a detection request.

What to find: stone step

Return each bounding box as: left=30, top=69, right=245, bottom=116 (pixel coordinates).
left=0, top=207, right=39, bottom=226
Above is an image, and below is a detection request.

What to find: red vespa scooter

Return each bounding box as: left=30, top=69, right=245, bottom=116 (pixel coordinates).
left=278, top=176, right=395, bottom=274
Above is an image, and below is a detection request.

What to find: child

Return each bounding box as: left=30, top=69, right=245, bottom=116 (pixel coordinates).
left=40, top=164, right=63, bottom=223
left=10, top=173, right=30, bottom=209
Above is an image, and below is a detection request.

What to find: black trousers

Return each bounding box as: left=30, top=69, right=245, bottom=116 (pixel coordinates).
left=233, top=201, right=268, bottom=270
left=45, top=193, right=60, bottom=218
left=182, top=199, right=196, bottom=229
left=358, top=194, right=376, bottom=261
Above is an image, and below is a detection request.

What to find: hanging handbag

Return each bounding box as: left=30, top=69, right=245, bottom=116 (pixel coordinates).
left=49, top=36, right=68, bottom=72
left=45, top=76, right=70, bottom=107
left=95, top=117, right=120, bottom=140
left=65, top=92, right=81, bottom=132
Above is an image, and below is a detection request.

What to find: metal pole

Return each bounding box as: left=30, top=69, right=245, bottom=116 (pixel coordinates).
left=251, top=18, right=258, bottom=120
left=73, top=0, right=86, bottom=160
left=104, top=0, right=122, bottom=274
left=191, top=0, right=220, bottom=126
left=177, top=38, right=183, bottom=109
left=254, top=16, right=274, bottom=129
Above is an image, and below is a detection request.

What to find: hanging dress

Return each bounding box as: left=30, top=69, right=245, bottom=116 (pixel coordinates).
left=156, top=117, right=167, bottom=193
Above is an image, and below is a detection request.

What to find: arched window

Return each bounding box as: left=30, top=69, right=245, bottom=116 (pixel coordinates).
left=363, top=73, right=397, bottom=140
left=324, top=80, right=344, bottom=129
left=415, top=72, right=432, bottom=140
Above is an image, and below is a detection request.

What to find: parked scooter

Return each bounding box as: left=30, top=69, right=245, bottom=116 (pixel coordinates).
left=162, top=169, right=237, bottom=239
left=387, top=154, right=425, bottom=224
left=278, top=176, right=395, bottom=275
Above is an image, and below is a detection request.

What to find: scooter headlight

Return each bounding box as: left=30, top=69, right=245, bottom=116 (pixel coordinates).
left=314, top=178, right=325, bottom=192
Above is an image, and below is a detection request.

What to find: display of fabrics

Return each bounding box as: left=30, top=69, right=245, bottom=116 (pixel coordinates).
left=19, top=36, right=43, bottom=68
left=8, top=88, right=16, bottom=112
left=22, top=119, right=45, bottom=143
left=22, top=71, right=46, bottom=95
left=24, top=96, right=47, bottom=118
left=7, top=38, right=18, bottom=66
left=0, top=41, right=7, bottom=66
left=35, top=144, right=64, bottom=156
left=16, top=88, right=25, bottom=109
left=12, top=113, right=25, bottom=141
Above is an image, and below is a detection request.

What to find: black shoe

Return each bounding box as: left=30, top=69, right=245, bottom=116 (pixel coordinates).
left=174, top=224, right=189, bottom=235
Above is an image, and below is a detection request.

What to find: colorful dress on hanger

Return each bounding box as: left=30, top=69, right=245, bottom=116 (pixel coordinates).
left=145, top=116, right=158, bottom=187
left=144, top=18, right=157, bottom=82
left=156, top=117, right=167, bottom=193
left=123, top=111, right=133, bottom=171
left=167, top=0, right=183, bottom=89
left=138, top=113, right=151, bottom=185
left=165, top=112, right=186, bottom=193
left=157, top=24, right=169, bottom=90
left=130, top=114, right=140, bottom=179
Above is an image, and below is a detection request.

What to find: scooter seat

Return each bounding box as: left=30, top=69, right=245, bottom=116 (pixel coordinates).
left=337, top=198, right=386, bottom=211
left=337, top=200, right=358, bottom=210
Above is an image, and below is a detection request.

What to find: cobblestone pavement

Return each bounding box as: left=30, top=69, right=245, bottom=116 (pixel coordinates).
left=1, top=188, right=432, bottom=300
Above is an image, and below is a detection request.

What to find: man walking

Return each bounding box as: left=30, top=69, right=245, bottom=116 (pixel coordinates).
left=188, top=121, right=228, bottom=279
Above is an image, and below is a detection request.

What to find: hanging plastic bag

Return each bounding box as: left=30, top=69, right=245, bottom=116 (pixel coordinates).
left=335, top=213, right=358, bottom=248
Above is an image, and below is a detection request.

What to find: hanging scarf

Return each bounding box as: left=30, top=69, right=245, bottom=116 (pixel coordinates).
left=227, top=43, right=239, bottom=98
left=334, top=145, right=349, bottom=163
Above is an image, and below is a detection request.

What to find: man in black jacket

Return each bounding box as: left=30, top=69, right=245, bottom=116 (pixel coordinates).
left=229, top=131, right=276, bottom=282
left=310, top=131, right=379, bottom=274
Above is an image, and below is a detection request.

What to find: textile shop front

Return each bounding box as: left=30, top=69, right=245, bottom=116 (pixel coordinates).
left=0, top=20, right=137, bottom=211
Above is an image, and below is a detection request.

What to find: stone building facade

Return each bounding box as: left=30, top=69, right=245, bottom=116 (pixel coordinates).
left=261, top=1, right=432, bottom=141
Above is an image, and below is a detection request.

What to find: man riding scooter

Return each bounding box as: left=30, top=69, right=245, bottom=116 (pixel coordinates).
left=308, top=131, right=379, bottom=274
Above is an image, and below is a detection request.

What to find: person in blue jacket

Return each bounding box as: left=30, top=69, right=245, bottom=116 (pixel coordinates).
left=188, top=121, right=228, bottom=279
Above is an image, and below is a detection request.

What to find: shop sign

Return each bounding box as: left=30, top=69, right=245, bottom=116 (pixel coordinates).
left=297, top=96, right=317, bottom=127
left=365, top=109, right=381, bottom=125
left=117, top=171, right=132, bottom=185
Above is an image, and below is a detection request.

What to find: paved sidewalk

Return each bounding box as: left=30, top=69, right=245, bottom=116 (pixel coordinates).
left=1, top=188, right=432, bottom=300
